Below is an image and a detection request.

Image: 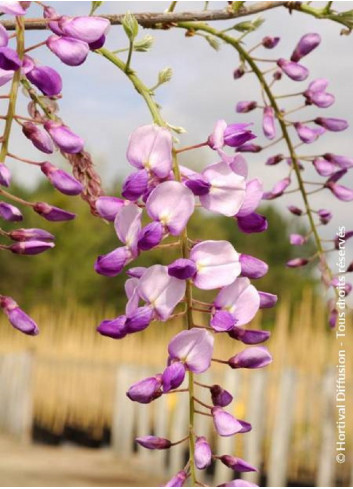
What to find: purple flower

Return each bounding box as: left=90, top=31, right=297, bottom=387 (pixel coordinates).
left=228, top=326, right=271, bottom=345
left=318, top=209, right=332, bottom=225
left=259, top=291, right=278, bottom=309
left=40, top=162, right=83, bottom=195
left=208, top=120, right=255, bottom=150
left=127, top=125, right=172, bottom=178
left=190, top=240, right=241, bottom=290
left=239, top=254, right=268, bottom=279
left=210, top=384, right=233, bottom=407
left=9, top=228, right=54, bottom=242
left=291, top=33, right=321, bottom=62
left=262, top=106, right=276, bottom=140
left=262, top=36, right=280, bottom=49
left=146, top=181, right=194, bottom=236
left=136, top=436, right=171, bottom=450
left=314, top=117, right=348, bottom=132
left=220, top=455, right=257, bottom=473
left=0, top=2, right=28, bottom=15
left=95, top=246, right=130, bottom=277
left=127, top=375, right=162, bottom=404
left=0, top=296, right=39, bottom=335
left=233, top=67, right=245, bottom=79
left=218, top=479, right=258, bottom=487
left=168, top=328, right=214, bottom=374
left=325, top=181, right=353, bottom=201
left=46, top=35, right=90, bottom=66
left=44, top=120, right=84, bottom=154
left=323, top=153, right=353, bottom=169
left=125, top=306, right=153, bottom=334
left=266, top=154, right=284, bottom=166
left=26, top=65, right=62, bottom=96
left=212, top=277, right=260, bottom=330
left=236, top=101, right=257, bottom=113
left=294, top=122, right=325, bottom=144
left=9, top=240, right=55, bottom=255
left=137, top=221, right=163, bottom=251
left=286, top=257, right=309, bottom=268
left=0, top=163, right=11, bottom=187
left=290, top=234, right=306, bottom=246
left=122, top=170, right=149, bottom=201
left=165, top=471, right=188, bottom=487
left=212, top=407, right=244, bottom=436
left=304, top=82, right=335, bottom=108
left=97, top=316, right=127, bottom=339
left=288, top=205, right=303, bottom=216
left=22, top=122, right=54, bottom=154
left=0, top=47, right=21, bottom=71
left=0, top=68, right=14, bottom=88
left=237, top=213, right=267, bottom=234
left=114, top=203, right=142, bottom=257
left=236, top=179, right=263, bottom=218
left=236, top=144, right=262, bottom=153
left=228, top=346, right=272, bottom=369
left=313, top=158, right=338, bottom=177
left=33, top=202, right=76, bottom=221
left=58, top=16, right=110, bottom=44
left=277, top=58, right=309, bottom=81
left=95, top=196, right=125, bottom=222
left=0, top=24, right=9, bottom=48
left=195, top=436, right=212, bottom=469
left=0, top=202, right=23, bottom=222
left=138, top=265, right=186, bottom=320
left=162, top=361, right=186, bottom=392
left=168, top=258, right=197, bottom=280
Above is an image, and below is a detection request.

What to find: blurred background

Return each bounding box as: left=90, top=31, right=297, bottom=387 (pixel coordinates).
left=0, top=1, right=352, bottom=487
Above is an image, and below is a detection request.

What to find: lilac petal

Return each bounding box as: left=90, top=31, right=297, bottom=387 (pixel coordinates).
left=125, top=306, right=153, bottom=333
left=46, top=35, right=90, bottom=66
left=228, top=326, right=271, bottom=345
left=212, top=407, right=243, bottom=436
left=0, top=47, right=21, bottom=71
left=44, top=121, right=84, bottom=154
left=236, top=143, right=262, bottom=153
left=26, top=65, right=62, bottom=96
left=227, top=154, right=248, bottom=178
left=122, top=169, right=149, bottom=201
left=327, top=183, right=353, bottom=201
left=318, top=209, right=332, bottom=225
left=94, top=246, right=129, bottom=277
left=168, top=258, right=197, bottom=280
left=218, top=479, right=258, bottom=487
left=185, top=176, right=211, bottom=196
left=208, top=119, right=227, bottom=149
left=9, top=240, right=55, bottom=255
left=195, top=437, right=212, bottom=469
left=291, top=33, right=321, bottom=62
left=59, top=16, right=110, bottom=44
left=168, top=328, right=214, bottom=374
left=290, top=234, right=306, bottom=246
left=210, top=310, right=235, bottom=332
left=0, top=163, right=11, bottom=187
left=162, top=361, right=186, bottom=392
left=138, top=265, right=186, bottom=320
left=237, top=213, right=268, bottom=233
left=223, top=125, right=256, bottom=148
left=294, top=122, right=325, bottom=144
left=263, top=177, right=291, bottom=200
left=200, top=161, right=246, bottom=217
left=0, top=2, right=27, bottom=15
left=277, top=58, right=309, bottom=81
left=313, top=158, right=338, bottom=177
left=124, top=277, right=140, bottom=316
left=164, top=471, right=188, bottom=487
left=146, top=181, right=194, bottom=236
left=0, top=24, right=9, bottom=48
left=323, top=153, right=353, bottom=169
left=229, top=346, right=272, bottom=369
left=97, top=316, right=127, bottom=339
left=266, top=154, right=284, bottom=166
left=0, top=68, right=14, bottom=87
left=262, top=106, right=276, bottom=140
left=220, top=455, right=257, bottom=473
left=127, top=125, right=172, bottom=178
left=236, top=179, right=263, bottom=218
left=41, top=162, right=83, bottom=195
left=210, top=384, right=233, bottom=407
left=286, top=258, right=309, bottom=268
left=190, top=240, right=241, bottom=290
left=259, top=291, right=278, bottom=309
left=0, top=296, right=39, bottom=336
left=236, top=101, right=257, bottom=113
left=9, top=228, right=54, bottom=242
left=136, top=436, right=171, bottom=450
left=214, top=277, right=260, bottom=327
left=0, top=202, right=23, bottom=222
left=22, top=122, right=54, bottom=154
left=308, top=91, right=335, bottom=108
left=95, top=196, right=125, bottom=222
left=239, top=254, right=268, bottom=279
left=126, top=267, right=146, bottom=279
left=127, top=375, right=162, bottom=404
left=114, top=203, right=142, bottom=254
left=138, top=221, right=163, bottom=251
left=315, top=117, right=348, bottom=132
left=33, top=202, right=76, bottom=221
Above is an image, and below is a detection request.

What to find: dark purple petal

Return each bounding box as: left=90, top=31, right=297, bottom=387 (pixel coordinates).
left=240, top=254, right=268, bottom=279
left=262, top=36, right=280, bottom=49
left=236, top=144, right=262, bottom=153
left=220, top=455, right=257, bottom=473
left=94, top=246, right=129, bottom=277
left=22, top=122, right=54, bottom=154
left=266, top=154, right=284, bottom=166
left=9, top=228, right=54, bottom=242
left=0, top=47, right=21, bottom=71
left=0, top=202, right=23, bottom=221
left=210, top=384, right=233, bottom=407
left=223, top=123, right=256, bottom=148
left=237, top=213, right=268, bottom=233
left=0, top=296, right=39, bottom=336
left=9, top=240, right=55, bottom=255
left=288, top=205, right=303, bottom=216
left=228, top=326, right=271, bottom=345
left=236, top=101, right=257, bottom=113
left=318, top=209, right=332, bottom=225
left=127, top=375, right=162, bottom=404
left=136, top=436, right=171, bottom=450
left=185, top=177, right=211, bottom=196
left=125, top=306, right=153, bottom=333
left=41, top=162, right=83, bottom=195
left=95, top=196, right=125, bottom=222
left=34, top=202, right=76, bottom=221
left=286, top=257, right=309, bottom=268
left=122, top=170, right=149, bottom=201
left=168, top=258, right=197, bottom=280
left=228, top=346, right=272, bottom=369
left=277, top=58, right=309, bottom=81
left=162, top=361, right=186, bottom=392
left=164, top=471, right=187, bottom=487
left=314, top=117, right=348, bottom=132
left=210, top=310, right=235, bottom=332
left=291, top=33, right=321, bottom=62
left=26, top=65, right=62, bottom=96
left=233, top=67, right=245, bottom=79
left=97, top=316, right=127, bottom=339
left=258, top=291, right=278, bottom=309
left=137, top=221, right=163, bottom=251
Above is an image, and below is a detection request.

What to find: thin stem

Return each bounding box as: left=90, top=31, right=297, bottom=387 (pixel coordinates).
left=175, top=141, right=208, bottom=154
left=24, top=39, right=46, bottom=52
left=193, top=396, right=212, bottom=410
left=125, top=40, right=134, bottom=73
left=0, top=187, right=33, bottom=207
left=7, top=152, right=41, bottom=166
left=194, top=409, right=212, bottom=417
left=167, top=1, right=178, bottom=12
left=170, top=434, right=189, bottom=446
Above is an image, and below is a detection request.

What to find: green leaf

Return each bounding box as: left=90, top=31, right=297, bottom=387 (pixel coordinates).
left=134, top=35, right=154, bottom=52
left=205, top=35, right=220, bottom=51
left=233, top=16, right=265, bottom=33
left=329, top=9, right=353, bottom=32
left=122, top=11, right=139, bottom=41
left=89, top=1, right=103, bottom=16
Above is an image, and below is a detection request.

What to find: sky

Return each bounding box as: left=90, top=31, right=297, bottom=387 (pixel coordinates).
left=1, top=0, right=353, bottom=294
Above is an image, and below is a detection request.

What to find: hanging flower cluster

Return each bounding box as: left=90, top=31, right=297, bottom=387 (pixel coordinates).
left=233, top=32, right=352, bottom=327
left=0, top=3, right=109, bottom=333
left=95, top=122, right=276, bottom=486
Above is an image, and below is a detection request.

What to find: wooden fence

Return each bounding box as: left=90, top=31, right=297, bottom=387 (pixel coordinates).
left=0, top=352, right=351, bottom=487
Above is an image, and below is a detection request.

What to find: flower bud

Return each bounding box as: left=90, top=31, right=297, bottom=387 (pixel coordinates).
left=318, top=209, right=332, bottom=225
left=97, top=316, right=127, bottom=339
left=290, top=234, right=306, bottom=246
left=137, top=222, right=163, bottom=251
left=26, top=65, right=62, bottom=96
left=314, top=117, right=348, bottom=132
left=122, top=11, right=139, bottom=42
left=313, top=158, right=337, bottom=177
left=0, top=47, right=21, bottom=71
left=125, top=306, right=153, bottom=334
left=223, top=123, right=256, bottom=148
left=40, top=162, right=83, bottom=195
left=291, top=33, right=321, bottom=62
left=58, top=16, right=110, bottom=44
left=237, top=213, right=268, bottom=234
left=94, top=246, right=129, bottom=277
left=258, top=291, right=277, bottom=309
left=287, top=205, right=303, bottom=216
left=325, top=182, right=353, bottom=201
left=44, top=120, right=84, bottom=154
left=162, top=361, right=186, bottom=392
left=228, top=346, right=272, bottom=369
left=158, top=67, right=173, bottom=85
left=262, top=36, right=280, bottom=49
left=239, top=254, right=268, bottom=279
left=127, top=375, right=162, bottom=404
left=233, top=66, right=244, bottom=79
left=33, top=201, right=76, bottom=221
left=220, top=455, right=257, bottom=473
left=0, top=162, right=11, bottom=187
left=265, top=154, right=284, bottom=166
left=95, top=196, right=125, bottom=222
left=0, top=202, right=23, bottom=221
left=211, top=407, right=244, bottom=437
left=236, top=144, right=262, bottom=153
left=294, top=122, right=325, bottom=144
left=323, top=153, right=353, bottom=169
left=9, top=228, right=55, bottom=242
left=185, top=177, right=211, bottom=196
left=262, top=106, right=276, bottom=140
left=22, top=122, right=54, bottom=154
left=168, top=258, right=197, bottom=280
left=263, top=177, right=291, bottom=200
left=122, top=170, right=149, bottom=201
left=46, top=35, right=89, bottom=66
left=9, top=240, right=55, bottom=255
left=236, top=101, right=257, bottom=113
left=195, top=436, right=212, bottom=470
left=210, top=384, right=233, bottom=407
left=228, top=326, right=271, bottom=345
left=0, top=296, right=39, bottom=335
left=136, top=436, right=171, bottom=450
left=286, top=258, right=309, bottom=268
left=277, top=58, right=309, bottom=81
left=165, top=471, right=187, bottom=487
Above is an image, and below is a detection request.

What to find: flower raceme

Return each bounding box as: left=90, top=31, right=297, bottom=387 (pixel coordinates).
left=95, top=122, right=275, bottom=486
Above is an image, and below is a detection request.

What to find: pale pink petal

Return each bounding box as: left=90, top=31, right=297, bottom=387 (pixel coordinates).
left=125, top=277, right=140, bottom=316
left=114, top=203, right=142, bottom=254
left=236, top=179, right=263, bottom=217
left=168, top=328, right=214, bottom=373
